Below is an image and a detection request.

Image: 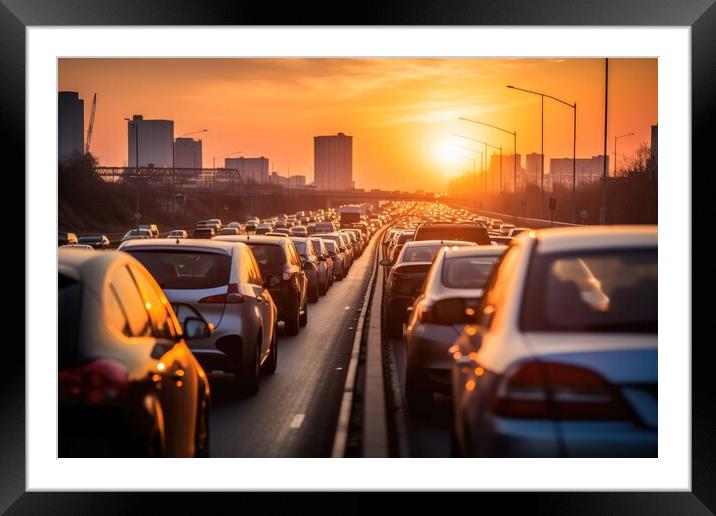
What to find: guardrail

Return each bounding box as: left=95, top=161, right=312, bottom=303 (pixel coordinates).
left=448, top=202, right=582, bottom=229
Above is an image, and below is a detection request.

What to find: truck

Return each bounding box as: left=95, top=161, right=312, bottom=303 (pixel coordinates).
left=338, top=203, right=371, bottom=227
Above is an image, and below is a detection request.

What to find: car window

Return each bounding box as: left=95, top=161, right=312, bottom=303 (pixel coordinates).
left=245, top=243, right=285, bottom=276
left=442, top=255, right=500, bottom=288
left=108, top=264, right=152, bottom=337
left=287, top=243, right=301, bottom=266
left=129, top=264, right=177, bottom=340
left=126, top=250, right=231, bottom=290
left=479, top=245, right=522, bottom=330
left=243, top=248, right=262, bottom=286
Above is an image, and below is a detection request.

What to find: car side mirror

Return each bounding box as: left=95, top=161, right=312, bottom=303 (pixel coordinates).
left=264, top=274, right=281, bottom=288
left=379, top=258, right=391, bottom=266
left=183, top=317, right=213, bottom=340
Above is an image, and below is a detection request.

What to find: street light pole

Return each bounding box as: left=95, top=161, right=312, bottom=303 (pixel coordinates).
left=613, top=132, right=635, bottom=176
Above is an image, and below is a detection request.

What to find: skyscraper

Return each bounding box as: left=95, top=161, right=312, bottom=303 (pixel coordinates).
left=58, top=91, right=84, bottom=162
left=550, top=155, right=609, bottom=187
left=174, top=137, right=203, bottom=168
left=127, top=115, right=174, bottom=168
left=314, top=132, right=353, bottom=190
left=224, top=157, right=269, bottom=184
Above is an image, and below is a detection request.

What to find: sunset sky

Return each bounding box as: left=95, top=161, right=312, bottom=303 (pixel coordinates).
left=58, top=58, right=657, bottom=192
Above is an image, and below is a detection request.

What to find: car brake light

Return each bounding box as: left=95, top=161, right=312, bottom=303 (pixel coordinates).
left=199, top=283, right=246, bottom=303
left=417, top=302, right=433, bottom=323
left=491, top=361, right=629, bottom=420
left=59, top=359, right=129, bottom=405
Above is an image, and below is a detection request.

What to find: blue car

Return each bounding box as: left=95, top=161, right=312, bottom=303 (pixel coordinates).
left=450, top=226, right=657, bottom=457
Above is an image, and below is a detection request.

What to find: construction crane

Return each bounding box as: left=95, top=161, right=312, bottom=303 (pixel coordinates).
left=85, top=93, right=96, bottom=155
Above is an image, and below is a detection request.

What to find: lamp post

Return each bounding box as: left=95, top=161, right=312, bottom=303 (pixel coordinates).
left=459, top=117, right=517, bottom=216
left=613, top=132, right=635, bottom=176
left=125, top=117, right=140, bottom=233
left=453, top=134, right=501, bottom=196
left=506, top=85, right=577, bottom=221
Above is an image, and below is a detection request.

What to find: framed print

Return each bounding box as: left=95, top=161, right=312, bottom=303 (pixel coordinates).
left=6, top=0, right=711, bottom=513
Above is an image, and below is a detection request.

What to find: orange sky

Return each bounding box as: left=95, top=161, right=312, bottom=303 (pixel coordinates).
left=58, top=58, right=657, bottom=192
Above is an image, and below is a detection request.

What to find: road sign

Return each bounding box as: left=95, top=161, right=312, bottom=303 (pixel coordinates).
left=134, top=212, right=142, bottom=221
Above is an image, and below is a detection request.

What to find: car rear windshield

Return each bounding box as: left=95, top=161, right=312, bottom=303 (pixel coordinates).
left=244, top=243, right=286, bottom=276
left=414, top=225, right=491, bottom=245
left=521, top=248, right=657, bottom=333
left=401, top=244, right=444, bottom=263
left=126, top=250, right=231, bottom=290
left=79, top=236, right=100, bottom=243
left=193, top=229, right=214, bottom=238
left=442, top=255, right=500, bottom=288
left=58, top=273, right=82, bottom=369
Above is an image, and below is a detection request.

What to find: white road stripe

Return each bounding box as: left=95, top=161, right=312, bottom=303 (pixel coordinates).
left=289, top=414, right=305, bottom=429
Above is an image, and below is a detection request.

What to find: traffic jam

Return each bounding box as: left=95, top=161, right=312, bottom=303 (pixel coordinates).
left=58, top=201, right=657, bottom=458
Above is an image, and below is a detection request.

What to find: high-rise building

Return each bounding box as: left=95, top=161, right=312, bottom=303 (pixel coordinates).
left=225, top=156, right=269, bottom=183
left=127, top=115, right=174, bottom=168
left=174, top=137, right=203, bottom=168
left=525, top=153, right=543, bottom=187
left=314, top=132, right=353, bottom=190
left=289, top=175, right=306, bottom=187
left=487, top=153, right=521, bottom=192
left=550, top=155, right=609, bottom=187
left=58, top=91, right=84, bottom=162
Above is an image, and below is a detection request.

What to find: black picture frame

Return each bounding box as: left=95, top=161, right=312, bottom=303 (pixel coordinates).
left=5, top=0, right=709, bottom=513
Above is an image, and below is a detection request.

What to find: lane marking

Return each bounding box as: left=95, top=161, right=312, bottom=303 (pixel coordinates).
left=289, top=413, right=305, bottom=429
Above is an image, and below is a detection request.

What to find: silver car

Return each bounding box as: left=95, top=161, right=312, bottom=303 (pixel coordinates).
left=119, top=238, right=278, bottom=394
left=323, top=240, right=345, bottom=281
left=404, top=245, right=506, bottom=411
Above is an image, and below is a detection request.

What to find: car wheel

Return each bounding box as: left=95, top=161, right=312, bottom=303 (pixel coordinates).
left=299, top=302, right=308, bottom=327
left=309, top=281, right=319, bottom=303
left=194, top=392, right=210, bottom=457
left=235, top=339, right=260, bottom=395
left=284, top=308, right=300, bottom=336
left=262, top=326, right=278, bottom=375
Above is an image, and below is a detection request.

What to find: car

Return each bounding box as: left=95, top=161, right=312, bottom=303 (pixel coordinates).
left=213, top=235, right=310, bottom=336
left=314, top=233, right=353, bottom=272
left=290, top=226, right=308, bottom=237
left=404, top=245, right=506, bottom=412
left=291, top=237, right=328, bottom=302
left=245, top=222, right=257, bottom=233
left=58, top=247, right=211, bottom=457
left=207, top=219, right=223, bottom=229
left=499, top=223, right=516, bottom=236
left=386, top=230, right=415, bottom=267
left=509, top=227, right=529, bottom=238
left=227, top=221, right=242, bottom=229
left=121, top=228, right=153, bottom=243
left=219, top=227, right=240, bottom=236
left=491, top=235, right=512, bottom=245
left=489, top=219, right=503, bottom=231
left=413, top=222, right=491, bottom=245
left=450, top=226, right=658, bottom=457
left=309, top=237, right=334, bottom=293
left=192, top=227, right=216, bottom=239
left=381, top=240, right=477, bottom=339
left=61, top=244, right=94, bottom=250
left=254, top=223, right=273, bottom=235
left=139, top=224, right=159, bottom=238
left=119, top=238, right=278, bottom=394
left=340, top=228, right=364, bottom=257
left=59, top=231, right=78, bottom=246
left=167, top=229, right=188, bottom=239
left=270, top=228, right=292, bottom=236
left=78, top=235, right=110, bottom=249
left=322, top=239, right=345, bottom=281
left=314, top=221, right=335, bottom=233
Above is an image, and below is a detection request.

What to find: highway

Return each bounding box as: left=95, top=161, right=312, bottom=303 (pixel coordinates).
left=207, top=231, right=379, bottom=457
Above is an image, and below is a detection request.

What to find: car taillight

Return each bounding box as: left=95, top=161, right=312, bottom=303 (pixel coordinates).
left=491, top=361, right=629, bottom=420
left=417, top=302, right=433, bottom=323
left=199, top=283, right=246, bottom=303
left=59, top=359, right=129, bottom=405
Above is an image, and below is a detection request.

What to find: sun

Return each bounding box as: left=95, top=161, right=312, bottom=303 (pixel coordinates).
left=432, top=138, right=467, bottom=176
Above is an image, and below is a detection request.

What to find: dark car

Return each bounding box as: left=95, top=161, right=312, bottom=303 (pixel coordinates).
left=59, top=231, right=78, bottom=246
left=58, top=248, right=212, bottom=457
left=79, top=234, right=111, bottom=249
left=214, top=235, right=309, bottom=335
left=413, top=222, right=491, bottom=245
left=291, top=237, right=325, bottom=302
left=192, top=227, right=216, bottom=239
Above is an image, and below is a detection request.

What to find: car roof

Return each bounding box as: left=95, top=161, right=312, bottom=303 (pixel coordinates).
left=442, top=245, right=508, bottom=258
left=526, top=225, right=657, bottom=253
left=119, top=237, right=242, bottom=255
left=214, top=234, right=291, bottom=247
left=401, top=239, right=477, bottom=248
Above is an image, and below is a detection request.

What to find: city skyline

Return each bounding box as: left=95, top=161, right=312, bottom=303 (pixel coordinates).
left=58, top=58, right=657, bottom=192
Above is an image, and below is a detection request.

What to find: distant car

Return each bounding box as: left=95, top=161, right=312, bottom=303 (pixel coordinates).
left=227, top=221, right=242, bottom=229
left=139, top=224, right=159, bottom=238
left=219, top=227, right=240, bottom=236
left=290, top=226, right=308, bottom=237
left=167, top=229, right=188, bottom=239
left=58, top=231, right=78, bottom=246
left=314, top=233, right=353, bottom=272
left=509, top=227, right=529, bottom=238
left=207, top=219, right=222, bottom=229
left=120, top=238, right=278, bottom=394
left=121, top=228, right=153, bottom=243
left=381, top=240, right=477, bottom=339
left=451, top=226, right=657, bottom=457
left=323, top=240, right=345, bottom=281
left=245, top=222, right=257, bottom=233
left=404, top=245, right=506, bottom=412
left=413, top=222, right=491, bottom=245
left=58, top=248, right=211, bottom=457
left=499, top=223, right=516, bottom=236
left=270, top=228, right=291, bottom=236
left=79, top=234, right=110, bottom=249
left=309, top=237, right=334, bottom=293
left=291, top=237, right=326, bottom=302
left=192, top=227, right=216, bottom=239
left=314, top=221, right=335, bottom=233
left=214, top=235, right=309, bottom=336
left=265, top=232, right=290, bottom=238
left=254, top=224, right=273, bottom=235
